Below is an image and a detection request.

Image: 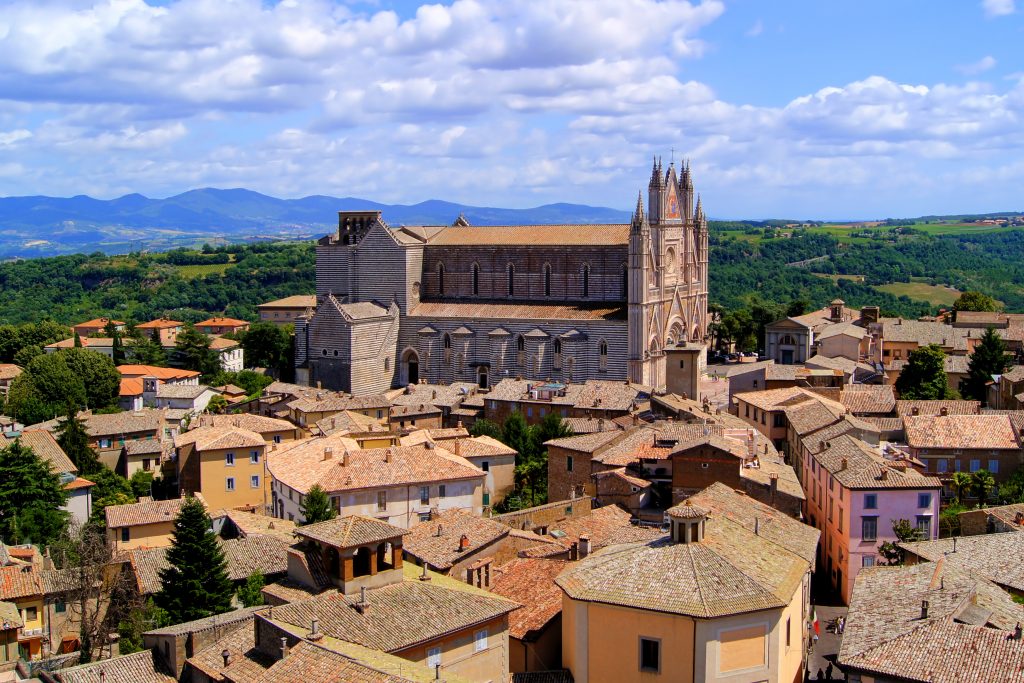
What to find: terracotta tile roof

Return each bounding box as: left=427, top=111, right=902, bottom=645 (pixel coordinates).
left=261, top=578, right=325, bottom=604
left=250, top=640, right=417, bottom=683
left=195, top=317, right=250, bottom=327
left=546, top=505, right=663, bottom=552
left=155, top=383, right=211, bottom=399
left=105, top=497, right=189, bottom=529
left=390, top=382, right=478, bottom=409
left=74, top=317, right=125, bottom=329
left=427, top=223, right=629, bottom=246
left=268, top=437, right=483, bottom=495
left=900, top=532, right=1024, bottom=592
left=0, top=564, right=43, bottom=600
left=64, top=477, right=95, bottom=491
left=389, top=403, right=441, bottom=418
left=403, top=509, right=510, bottom=570
left=0, top=600, right=22, bottom=629
left=881, top=319, right=970, bottom=348
left=555, top=511, right=809, bottom=619
left=904, top=414, right=1020, bottom=449
left=805, top=354, right=876, bottom=377
left=591, top=467, right=651, bottom=489
left=258, top=295, right=317, bottom=309
left=295, top=515, right=409, bottom=549
left=46, top=336, right=118, bottom=349
left=839, top=562, right=1024, bottom=683
left=192, top=413, right=296, bottom=436
left=288, top=393, right=389, bottom=413
left=840, top=385, right=896, bottom=415
left=31, top=408, right=169, bottom=438
left=174, top=425, right=265, bottom=451
left=317, top=410, right=388, bottom=436
left=688, top=482, right=820, bottom=566
left=1002, top=366, right=1024, bottom=383
left=220, top=535, right=291, bottom=580
left=859, top=416, right=904, bottom=432
left=896, top=399, right=981, bottom=417
left=734, top=386, right=847, bottom=414
left=818, top=321, right=867, bottom=340
left=144, top=605, right=268, bottom=637
left=784, top=400, right=845, bottom=437
left=123, top=440, right=169, bottom=458
left=491, top=557, right=569, bottom=639
left=118, top=365, right=201, bottom=381
left=562, top=416, right=625, bottom=434
left=411, top=300, right=627, bottom=322
left=964, top=502, right=1024, bottom=532
left=486, top=378, right=644, bottom=412
left=119, top=377, right=144, bottom=396
left=445, top=435, right=517, bottom=459
left=267, top=574, right=519, bottom=652
left=185, top=618, right=275, bottom=682
left=49, top=649, right=177, bottom=683
left=0, top=364, right=22, bottom=381
left=136, top=318, right=184, bottom=329
left=803, top=417, right=872, bottom=454
left=0, top=429, right=76, bottom=474
left=212, top=508, right=297, bottom=543
left=815, top=435, right=944, bottom=491
left=127, top=547, right=167, bottom=595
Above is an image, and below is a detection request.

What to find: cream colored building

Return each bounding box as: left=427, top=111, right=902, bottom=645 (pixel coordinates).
left=556, top=482, right=819, bottom=683
left=104, top=497, right=194, bottom=551
left=175, top=426, right=269, bottom=512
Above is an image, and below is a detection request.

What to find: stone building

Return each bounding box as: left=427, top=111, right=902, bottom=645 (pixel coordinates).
left=296, top=159, right=709, bottom=395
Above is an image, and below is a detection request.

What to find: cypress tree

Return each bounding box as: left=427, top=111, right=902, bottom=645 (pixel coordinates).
left=299, top=484, right=336, bottom=525
left=0, top=441, right=70, bottom=545
left=964, top=327, right=1009, bottom=403
left=156, top=497, right=234, bottom=624
left=55, top=410, right=102, bottom=475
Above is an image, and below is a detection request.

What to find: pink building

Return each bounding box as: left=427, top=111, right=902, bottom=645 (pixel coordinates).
left=801, top=434, right=942, bottom=604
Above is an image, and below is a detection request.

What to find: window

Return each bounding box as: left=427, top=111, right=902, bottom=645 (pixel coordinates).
left=439, top=484, right=447, bottom=498
left=142, top=458, right=151, bottom=471
left=639, top=637, right=660, bottom=673
left=483, top=491, right=490, bottom=506
left=226, top=477, right=235, bottom=491
left=861, top=516, right=878, bottom=542
left=918, top=493, right=931, bottom=509
left=989, top=459, right=1000, bottom=474
left=773, top=413, right=785, bottom=428
left=418, top=513, right=430, bottom=523
left=437, top=263, right=445, bottom=295
left=273, top=435, right=282, bottom=444
left=581, top=264, right=590, bottom=297
left=420, top=486, right=430, bottom=505
left=474, top=629, right=488, bottom=652
left=374, top=491, right=386, bottom=511
left=970, top=459, right=981, bottom=472
left=225, top=452, right=235, bottom=466
left=862, top=555, right=875, bottom=568
left=567, top=456, right=573, bottom=472
left=25, top=607, right=37, bottom=622
left=121, top=528, right=130, bottom=543
left=507, top=263, right=515, bottom=296
left=250, top=475, right=260, bottom=488
left=544, top=264, right=552, bottom=297
left=864, top=493, right=877, bottom=509
left=55, top=601, right=66, bottom=614
left=99, top=438, right=112, bottom=448
left=599, top=339, right=608, bottom=371
left=916, top=515, right=931, bottom=538
left=786, top=617, right=791, bottom=648
left=937, top=459, right=948, bottom=473
left=481, top=461, right=489, bottom=472
left=553, top=338, right=562, bottom=369
left=427, top=647, right=441, bottom=669
left=250, top=450, right=260, bottom=464
left=472, top=263, right=480, bottom=295
left=377, top=409, right=384, bottom=419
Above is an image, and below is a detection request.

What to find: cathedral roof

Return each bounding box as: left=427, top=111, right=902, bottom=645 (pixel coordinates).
left=411, top=301, right=626, bottom=322
left=425, top=224, right=629, bottom=246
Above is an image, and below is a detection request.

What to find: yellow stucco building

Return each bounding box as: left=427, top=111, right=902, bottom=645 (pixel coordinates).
left=175, top=426, right=269, bottom=512
left=104, top=497, right=196, bottom=551
left=556, top=483, right=819, bottom=683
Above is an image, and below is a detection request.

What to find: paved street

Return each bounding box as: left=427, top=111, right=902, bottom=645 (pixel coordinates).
left=807, top=604, right=848, bottom=681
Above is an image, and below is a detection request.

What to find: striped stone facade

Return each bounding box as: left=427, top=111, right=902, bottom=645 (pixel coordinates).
left=297, top=160, right=708, bottom=395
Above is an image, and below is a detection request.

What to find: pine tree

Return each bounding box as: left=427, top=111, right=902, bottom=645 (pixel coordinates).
left=155, top=497, right=234, bottom=624
left=895, top=344, right=956, bottom=400
left=56, top=410, right=102, bottom=475
left=300, top=484, right=336, bottom=525
left=174, top=325, right=221, bottom=378
left=0, top=441, right=70, bottom=545
left=964, top=327, right=1009, bottom=403
left=73, top=332, right=83, bottom=348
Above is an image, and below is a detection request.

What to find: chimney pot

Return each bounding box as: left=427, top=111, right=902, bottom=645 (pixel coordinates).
left=420, top=562, right=431, bottom=581
left=912, top=406, right=919, bottom=416
left=437, top=524, right=443, bottom=537
left=221, top=649, right=230, bottom=667
left=459, top=534, right=470, bottom=551
left=323, top=446, right=333, bottom=461
left=1015, top=622, right=1022, bottom=641
left=280, top=637, right=289, bottom=660
left=343, top=449, right=351, bottom=467
left=840, top=458, right=848, bottom=470
left=569, top=542, right=578, bottom=561
left=754, top=517, right=760, bottom=535
left=940, top=406, right=948, bottom=416
left=921, top=599, right=929, bottom=619
left=579, top=535, right=591, bottom=558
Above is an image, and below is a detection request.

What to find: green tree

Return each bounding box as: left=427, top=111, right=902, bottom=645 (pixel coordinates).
left=174, top=325, right=221, bottom=377
left=128, top=333, right=167, bottom=366
left=129, top=470, right=155, bottom=499
left=89, top=466, right=136, bottom=525
left=953, top=290, right=999, bottom=314
left=55, top=410, right=102, bottom=475
left=951, top=471, right=973, bottom=504
left=468, top=418, right=503, bottom=440
left=73, top=332, right=83, bottom=348
left=238, top=322, right=290, bottom=370
left=6, top=352, right=87, bottom=423
left=0, top=441, right=70, bottom=545
left=300, top=484, right=336, bottom=525
left=878, top=518, right=923, bottom=566
left=501, top=411, right=533, bottom=460
left=236, top=571, right=266, bottom=608
left=206, top=395, right=228, bottom=414
left=972, top=469, right=996, bottom=507
left=156, top=497, right=234, bottom=624
left=60, top=348, right=121, bottom=410
left=894, top=344, right=956, bottom=400
left=964, top=327, right=1010, bottom=403
left=12, top=344, right=44, bottom=368
left=117, top=599, right=169, bottom=655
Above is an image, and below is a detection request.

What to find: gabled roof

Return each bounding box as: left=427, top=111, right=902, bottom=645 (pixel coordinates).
left=426, top=223, right=629, bottom=246
left=249, top=640, right=419, bottom=683
left=258, top=295, right=316, bottom=309
left=840, top=385, right=896, bottom=415
left=815, top=435, right=943, bottom=491
left=900, top=532, right=1024, bottom=592
left=191, top=413, right=296, bottom=434
left=896, top=399, right=981, bottom=417
left=105, top=497, right=189, bottom=529
left=195, top=317, right=249, bottom=327
left=403, top=509, right=510, bottom=570
left=904, top=414, right=1020, bottom=449
left=0, top=564, right=43, bottom=600
left=136, top=318, right=184, bottom=329
left=491, top=557, right=569, bottom=639
left=295, top=515, right=409, bottom=549
left=155, top=383, right=211, bottom=399
left=118, top=365, right=200, bottom=380
left=174, top=426, right=265, bottom=451
left=47, top=649, right=176, bottom=683
left=0, top=429, right=75, bottom=474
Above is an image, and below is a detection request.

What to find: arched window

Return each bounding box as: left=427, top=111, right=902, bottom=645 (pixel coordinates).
left=621, top=264, right=628, bottom=300
left=581, top=264, right=590, bottom=298
left=443, top=333, right=452, bottom=349
left=553, top=338, right=562, bottom=354
left=553, top=338, right=562, bottom=370
left=544, top=264, right=552, bottom=298
left=443, top=333, right=452, bottom=364
left=598, top=339, right=608, bottom=371
left=507, top=263, right=515, bottom=297
left=780, top=334, right=796, bottom=346
left=472, top=263, right=480, bottom=296
left=437, top=263, right=445, bottom=295
left=516, top=334, right=526, bottom=366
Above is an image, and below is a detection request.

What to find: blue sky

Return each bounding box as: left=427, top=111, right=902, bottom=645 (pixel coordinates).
left=0, top=0, right=1021, bottom=219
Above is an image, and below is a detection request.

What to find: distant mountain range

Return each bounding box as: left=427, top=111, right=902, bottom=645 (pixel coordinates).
left=0, top=188, right=631, bottom=258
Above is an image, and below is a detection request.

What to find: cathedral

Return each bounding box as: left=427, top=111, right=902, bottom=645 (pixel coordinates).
left=294, top=157, right=709, bottom=395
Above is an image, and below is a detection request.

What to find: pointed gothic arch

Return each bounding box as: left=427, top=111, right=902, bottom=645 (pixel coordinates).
left=598, top=339, right=608, bottom=371
left=472, top=262, right=480, bottom=296
left=401, top=347, right=420, bottom=386
left=437, top=262, right=446, bottom=296
left=581, top=263, right=591, bottom=298
left=507, top=263, right=516, bottom=297
left=543, top=263, right=552, bottom=297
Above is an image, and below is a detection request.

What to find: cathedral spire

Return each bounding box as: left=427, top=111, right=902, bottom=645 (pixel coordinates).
left=648, top=156, right=660, bottom=188
left=634, top=191, right=645, bottom=222
left=695, top=194, right=703, bottom=221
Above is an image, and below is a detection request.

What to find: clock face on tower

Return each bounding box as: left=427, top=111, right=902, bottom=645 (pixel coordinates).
left=666, top=185, right=681, bottom=220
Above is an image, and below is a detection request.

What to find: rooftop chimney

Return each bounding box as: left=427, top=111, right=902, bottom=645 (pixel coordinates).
left=921, top=600, right=929, bottom=619
left=436, top=524, right=444, bottom=537
left=309, top=618, right=322, bottom=641
left=569, top=542, right=579, bottom=561
left=385, top=448, right=393, bottom=463
left=221, top=649, right=230, bottom=667
left=454, top=440, right=461, bottom=456
left=354, top=586, right=370, bottom=614
left=840, top=458, right=848, bottom=471
left=323, top=446, right=333, bottom=461
left=754, top=517, right=760, bottom=536
left=912, top=406, right=920, bottom=416
left=579, top=535, right=591, bottom=559
left=457, top=420, right=464, bottom=429
left=878, top=468, right=888, bottom=481
left=1014, top=623, right=1022, bottom=641
left=769, top=473, right=778, bottom=501
left=940, top=407, right=948, bottom=416
left=331, top=417, right=336, bottom=429
left=458, top=534, right=470, bottom=552
left=419, top=562, right=431, bottom=581
left=342, top=449, right=351, bottom=467
left=280, top=637, right=289, bottom=660
left=952, top=537, right=958, bottom=552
